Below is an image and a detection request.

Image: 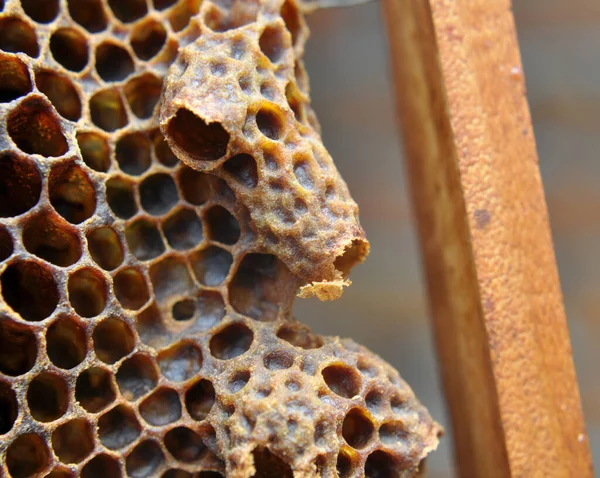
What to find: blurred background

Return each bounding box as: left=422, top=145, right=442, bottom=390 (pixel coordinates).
left=294, top=0, right=600, bottom=475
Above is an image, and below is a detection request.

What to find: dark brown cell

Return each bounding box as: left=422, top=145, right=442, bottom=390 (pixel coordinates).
left=35, top=70, right=81, bottom=121
left=81, top=454, right=122, bottom=478
left=6, top=433, right=50, bottom=478
left=209, top=322, right=253, bottom=360
left=342, top=408, right=375, bottom=449
left=88, top=227, right=124, bottom=270
left=22, top=211, right=82, bottom=266
left=0, top=380, right=18, bottom=434
left=322, top=363, right=361, bottom=398
left=26, top=372, right=69, bottom=422
left=90, top=88, right=128, bottom=132
left=77, top=131, right=111, bottom=172
left=21, top=0, right=59, bottom=23
left=117, top=354, right=158, bottom=401
left=224, top=153, right=258, bottom=188
left=127, top=440, right=165, bottom=478
left=116, top=132, right=152, bottom=175
left=125, top=73, right=162, bottom=119
left=50, top=27, right=88, bottom=71
left=0, top=16, right=39, bottom=57
left=106, top=177, right=138, bottom=219
left=205, top=205, right=240, bottom=245
left=185, top=379, right=215, bottom=421
left=93, top=317, right=136, bottom=364
left=51, top=418, right=95, bottom=463
left=108, top=0, right=147, bottom=23
left=96, top=42, right=134, bottom=82
left=49, top=162, right=97, bottom=224
left=68, top=0, right=108, bottom=32
left=0, top=318, right=37, bottom=376
left=68, top=268, right=107, bottom=318
left=46, top=316, right=87, bottom=369
left=126, top=217, right=165, bottom=261
left=0, top=53, right=32, bottom=102
left=98, top=404, right=141, bottom=449
left=0, top=153, right=41, bottom=217
left=131, top=20, right=167, bottom=61
left=75, top=366, right=117, bottom=413
left=114, top=268, right=150, bottom=310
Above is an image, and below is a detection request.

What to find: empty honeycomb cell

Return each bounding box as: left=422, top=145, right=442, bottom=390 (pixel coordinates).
left=88, top=227, right=124, bottom=270
left=131, top=20, right=167, bottom=61
left=0, top=153, right=42, bottom=217
left=21, top=0, right=59, bottom=23
left=229, top=253, right=295, bottom=321
left=67, top=0, right=108, bottom=33
left=106, top=177, right=138, bottom=219
left=0, top=17, right=39, bottom=57
left=46, top=467, right=76, bottom=478
left=224, top=153, right=258, bottom=188
left=1, top=260, right=59, bottom=321
left=98, top=404, right=142, bottom=449
left=167, top=109, right=230, bottom=162
left=260, top=82, right=277, bottom=101
left=175, top=290, right=225, bottom=329
left=276, top=323, right=324, bottom=349
left=357, top=357, right=378, bottom=378
left=108, top=0, right=148, bottom=23
left=0, top=226, right=13, bottom=261
left=390, top=393, right=405, bottom=414
left=172, top=298, right=194, bottom=321
left=342, top=408, right=375, bottom=449
left=149, top=255, right=194, bottom=302
left=49, top=28, right=89, bottom=72
left=379, top=421, right=408, bottom=445
left=75, top=366, right=117, bottom=412
left=167, top=0, right=201, bottom=31
left=365, top=450, right=398, bottom=478
left=256, top=106, right=283, bottom=140
left=22, top=211, right=82, bottom=266
left=35, top=70, right=82, bottom=121
left=293, top=158, right=315, bottom=190
left=336, top=448, right=355, bottom=478
left=5, top=433, right=50, bottom=478
left=140, top=173, right=179, bottom=215
left=48, top=162, right=97, bottom=223
left=190, top=246, right=232, bottom=286
left=93, top=317, right=135, bottom=364
left=264, top=349, right=294, bottom=370
left=116, top=132, right=152, bottom=175
left=114, top=268, right=151, bottom=310
left=281, top=0, right=301, bottom=45
left=117, top=354, right=159, bottom=400
left=7, top=96, right=68, bottom=157
left=125, top=73, right=162, bottom=119
left=95, top=42, right=135, bottom=82
left=90, top=88, right=128, bottom=131
left=81, top=453, right=123, bottom=478
left=0, top=380, right=18, bottom=434
left=228, top=369, right=250, bottom=393
left=164, top=426, right=207, bottom=462
left=139, top=387, right=182, bottom=426
left=322, top=363, right=361, bottom=398
left=46, top=316, right=87, bottom=369
left=365, top=390, right=384, bottom=415
left=205, top=205, right=240, bottom=245
left=178, top=167, right=214, bottom=205
left=51, top=418, right=95, bottom=463
left=126, top=217, right=166, bottom=260
left=68, top=268, right=107, bottom=318
left=163, top=207, right=203, bottom=250
left=127, top=440, right=165, bottom=477
left=152, top=130, right=178, bottom=167
left=252, top=447, right=292, bottom=477
left=209, top=322, right=253, bottom=360
left=185, top=379, right=215, bottom=421
left=158, top=341, right=203, bottom=382
left=0, top=53, right=32, bottom=103
left=77, top=132, right=111, bottom=172
left=26, top=372, right=69, bottom=422
left=0, top=318, right=37, bottom=375
left=259, top=25, right=285, bottom=63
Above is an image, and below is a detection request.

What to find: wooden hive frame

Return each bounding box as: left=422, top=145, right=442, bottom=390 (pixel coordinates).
left=380, top=0, right=594, bottom=476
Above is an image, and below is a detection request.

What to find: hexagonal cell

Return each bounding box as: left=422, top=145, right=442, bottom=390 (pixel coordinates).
left=46, top=316, right=87, bottom=369
left=228, top=370, right=250, bottom=393
left=172, top=298, right=194, bottom=321
left=127, top=440, right=165, bottom=477
left=114, top=268, right=150, bottom=310
left=98, top=404, right=141, bottom=449
left=131, top=20, right=167, bottom=61
left=96, top=42, right=134, bottom=82
left=168, top=0, right=201, bottom=31
left=21, top=0, right=59, bottom=23
left=0, top=226, right=13, bottom=261
left=139, top=387, right=181, bottom=426
left=140, top=173, right=179, bottom=216
left=22, top=211, right=82, bottom=267
left=108, top=0, right=147, bottom=23
left=209, top=322, right=253, bottom=360
left=185, top=379, right=215, bottom=421
left=27, top=372, right=69, bottom=422
left=35, top=70, right=81, bottom=121
left=51, top=418, right=95, bottom=463
left=293, top=158, right=315, bottom=190
left=0, top=318, right=37, bottom=375
left=0, top=152, right=41, bottom=217
left=229, top=253, right=296, bottom=321
left=126, top=217, right=165, bottom=260
left=125, top=73, right=162, bottom=119
left=336, top=448, right=355, bottom=478
left=115, top=132, right=151, bottom=176
left=321, top=363, right=361, bottom=399
left=256, top=106, right=283, bottom=140
left=81, top=453, right=122, bottom=478
left=205, top=205, right=240, bottom=245
left=1, top=259, right=59, bottom=321
left=7, top=96, right=68, bottom=157
left=0, top=53, right=32, bottom=103
left=276, top=323, right=323, bottom=349
left=75, top=366, right=117, bottom=412
left=163, top=207, right=203, bottom=250
left=117, top=354, right=158, bottom=401
left=49, top=162, right=97, bottom=224
left=106, top=177, right=138, bottom=219
left=379, top=420, right=408, bottom=445
left=365, top=389, right=385, bottom=415
left=167, top=108, right=230, bottom=162
left=77, top=131, right=110, bottom=172
left=0, top=380, right=18, bottom=434
left=149, top=255, right=194, bottom=302
left=0, top=16, right=39, bottom=57
left=177, top=166, right=217, bottom=205
left=90, top=88, right=128, bottom=132
left=93, top=317, right=135, bottom=364
left=224, top=154, right=258, bottom=188
left=252, top=447, right=292, bottom=477
left=164, top=426, right=207, bottom=462
left=342, top=408, right=374, bottom=449
left=152, top=130, right=178, bottom=167
left=68, top=0, right=108, bottom=32
left=6, top=433, right=50, bottom=478
left=264, top=350, right=293, bottom=371
left=68, top=268, right=107, bottom=318
left=190, top=246, right=233, bottom=287
left=364, top=450, right=398, bottom=478
left=88, top=227, right=124, bottom=270
left=158, top=341, right=202, bottom=382
left=49, top=27, right=88, bottom=71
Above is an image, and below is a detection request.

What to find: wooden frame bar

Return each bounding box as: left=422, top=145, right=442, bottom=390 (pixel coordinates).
left=381, top=0, right=593, bottom=476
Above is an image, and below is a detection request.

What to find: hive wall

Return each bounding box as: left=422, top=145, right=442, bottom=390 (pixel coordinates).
left=0, top=0, right=440, bottom=477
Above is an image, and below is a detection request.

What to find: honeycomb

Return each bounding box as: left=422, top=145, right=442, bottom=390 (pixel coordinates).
left=0, top=0, right=441, bottom=477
